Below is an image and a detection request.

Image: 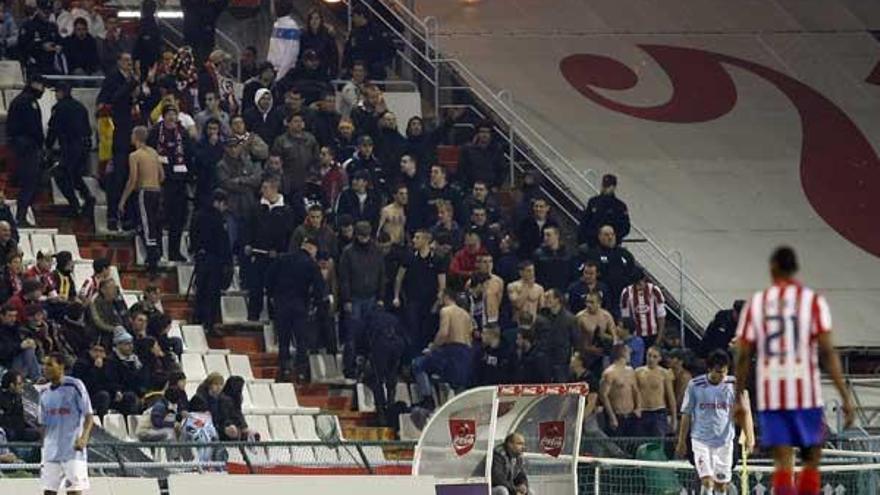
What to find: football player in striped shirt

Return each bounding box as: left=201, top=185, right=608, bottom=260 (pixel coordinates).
left=734, top=246, right=854, bottom=495
left=676, top=350, right=753, bottom=495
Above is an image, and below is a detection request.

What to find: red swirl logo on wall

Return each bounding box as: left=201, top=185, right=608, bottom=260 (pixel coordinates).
left=539, top=421, right=565, bottom=457
left=449, top=419, right=477, bottom=456
left=560, top=45, right=880, bottom=258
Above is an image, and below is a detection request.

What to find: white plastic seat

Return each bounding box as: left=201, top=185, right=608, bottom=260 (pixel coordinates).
left=102, top=413, right=130, bottom=440
left=181, top=325, right=229, bottom=355
left=30, top=233, right=55, bottom=256
left=314, top=446, right=340, bottom=464
left=227, top=354, right=255, bottom=380
left=356, top=383, right=377, bottom=413
left=181, top=353, right=207, bottom=382
left=53, top=234, right=81, bottom=260
left=398, top=413, right=422, bottom=441
left=203, top=353, right=230, bottom=378
left=168, top=322, right=185, bottom=350
left=19, top=234, right=34, bottom=263
left=268, top=415, right=295, bottom=440
left=247, top=383, right=276, bottom=415
left=184, top=381, right=200, bottom=399
left=291, top=415, right=319, bottom=441
left=72, top=262, right=93, bottom=288
left=244, top=414, right=271, bottom=441
left=177, top=264, right=194, bottom=295
left=362, top=446, right=388, bottom=465
left=122, top=293, right=139, bottom=309
left=271, top=382, right=318, bottom=414
left=221, top=295, right=248, bottom=323
left=395, top=382, right=413, bottom=406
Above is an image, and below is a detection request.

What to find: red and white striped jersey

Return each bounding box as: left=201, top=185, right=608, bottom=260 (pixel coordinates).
left=735, top=280, right=831, bottom=412
left=620, top=282, right=667, bottom=337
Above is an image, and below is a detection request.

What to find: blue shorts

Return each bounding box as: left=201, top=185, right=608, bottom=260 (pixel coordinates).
left=758, top=408, right=825, bottom=448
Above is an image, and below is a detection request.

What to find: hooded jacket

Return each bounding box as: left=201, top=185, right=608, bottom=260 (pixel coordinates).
left=243, top=88, right=277, bottom=147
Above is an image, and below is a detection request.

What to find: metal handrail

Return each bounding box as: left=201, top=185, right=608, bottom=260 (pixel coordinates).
left=214, top=28, right=243, bottom=82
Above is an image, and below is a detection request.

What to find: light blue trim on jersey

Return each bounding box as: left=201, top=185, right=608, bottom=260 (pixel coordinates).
left=272, top=27, right=301, bottom=41
left=681, top=374, right=737, bottom=448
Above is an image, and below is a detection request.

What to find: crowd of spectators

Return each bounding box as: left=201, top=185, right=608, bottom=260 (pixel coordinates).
left=0, top=0, right=726, bottom=448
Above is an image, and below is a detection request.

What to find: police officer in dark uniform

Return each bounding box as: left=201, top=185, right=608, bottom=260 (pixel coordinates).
left=6, top=73, right=46, bottom=227
left=190, top=189, right=233, bottom=334
left=577, top=174, right=631, bottom=249
left=267, top=236, right=326, bottom=381
left=46, top=81, right=96, bottom=218
left=18, top=0, right=62, bottom=76
left=97, top=52, right=139, bottom=231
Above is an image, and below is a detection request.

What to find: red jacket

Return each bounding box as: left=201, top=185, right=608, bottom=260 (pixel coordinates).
left=449, top=246, right=488, bottom=279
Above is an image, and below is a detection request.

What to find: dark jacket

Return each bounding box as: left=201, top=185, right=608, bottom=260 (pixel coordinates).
left=459, top=141, right=506, bottom=188
left=46, top=94, right=90, bottom=150
left=132, top=14, right=162, bottom=72
left=578, top=193, right=631, bottom=248
left=0, top=389, right=31, bottom=438
left=72, top=355, right=118, bottom=398
left=534, top=245, right=576, bottom=292
left=536, top=308, right=577, bottom=371
left=193, top=134, right=225, bottom=207
left=310, top=109, right=341, bottom=148
left=475, top=345, right=512, bottom=386
left=106, top=352, right=148, bottom=396
left=62, top=33, right=99, bottom=74
left=97, top=69, right=139, bottom=129
left=181, top=0, right=228, bottom=59
left=267, top=249, right=326, bottom=314
left=566, top=278, right=611, bottom=314
left=424, top=183, right=463, bottom=226
left=514, top=345, right=551, bottom=384
left=271, top=131, right=320, bottom=194
left=405, top=120, right=451, bottom=172
left=216, top=152, right=261, bottom=220
left=6, top=87, right=44, bottom=149
left=245, top=198, right=298, bottom=253
left=300, top=26, right=339, bottom=79
left=338, top=241, right=385, bottom=303
left=701, top=308, right=738, bottom=358
left=342, top=151, right=386, bottom=193
left=18, top=15, right=61, bottom=74
left=491, top=443, right=528, bottom=492
left=190, top=205, right=233, bottom=263
left=334, top=188, right=382, bottom=229
left=580, top=244, right=637, bottom=308
left=0, top=323, right=24, bottom=370
left=342, top=21, right=393, bottom=74
left=375, top=127, right=407, bottom=183
left=197, top=388, right=239, bottom=437
left=516, top=217, right=558, bottom=259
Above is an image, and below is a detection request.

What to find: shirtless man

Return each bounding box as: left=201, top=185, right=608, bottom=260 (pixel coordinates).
left=507, top=260, right=544, bottom=319
left=635, top=346, right=677, bottom=436
left=600, top=343, right=642, bottom=436
left=575, top=291, right=616, bottom=370
left=475, top=253, right=504, bottom=324
left=412, top=288, right=474, bottom=409
left=377, top=184, right=408, bottom=245
left=119, top=126, right=164, bottom=274
left=668, top=349, right=693, bottom=413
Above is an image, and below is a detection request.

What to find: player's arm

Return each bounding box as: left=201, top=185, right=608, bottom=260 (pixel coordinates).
left=739, top=389, right=755, bottom=453
left=818, top=332, right=855, bottom=427
left=119, top=154, right=139, bottom=212
left=733, top=338, right=752, bottom=427
left=664, top=369, right=677, bottom=429
left=76, top=413, right=94, bottom=450
left=676, top=381, right=694, bottom=458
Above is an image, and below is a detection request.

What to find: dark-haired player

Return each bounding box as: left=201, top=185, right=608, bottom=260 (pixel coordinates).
left=734, top=246, right=854, bottom=495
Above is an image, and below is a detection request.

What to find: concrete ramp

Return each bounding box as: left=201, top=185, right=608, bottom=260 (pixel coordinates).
left=415, top=0, right=880, bottom=345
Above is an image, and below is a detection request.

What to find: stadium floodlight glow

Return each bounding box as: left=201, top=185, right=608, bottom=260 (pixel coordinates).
left=117, top=10, right=184, bottom=19
left=322, top=0, right=343, bottom=4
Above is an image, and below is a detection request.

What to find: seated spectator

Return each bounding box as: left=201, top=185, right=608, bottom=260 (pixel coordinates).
left=536, top=289, right=577, bottom=382
left=412, top=289, right=474, bottom=409
left=0, top=428, right=21, bottom=463
left=600, top=343, right=642, bottom=437
left=300, top=8, right=338, bottom=79
left=333, top=117, right=358, bottom=160
left=25, top=304, right=75, bottom=367
left=106, top=331, right=147, bottom=415
left=425, top=164, right=463, bottom=227
left=59, top=302, right=89, bottom=359
left=223, top=376, right=252, bottom=439
left=147, top=313, right=184, bottom=358
left=87, top=279, right=126, bottom=350
left=49, top=251, right=77, bottom=303
left=343, top=135, right=385, bottom=192
left=475, top=323, right=511, bottom=386
left=566, top=260, right=610, bottom=315
left=242, top=62, right=276, bottom=115
left=617, top=318, right=645, bottom=369
left=334, top=170, right=382, bottom=229
left=7, top=278, right=43, bottom=324
left=194, top=91, right=231, bottom=137
left=196, top=373, right=244, bottom=441
left=459, top=120, right=506, bottom=189
left=0, top=251, right=23, bottom=304
left=25, top=251, right=55, bottom=298
left=534, top=226, right=575, bottom=292
left=291, top=205, right=338, bottom=258
left=78, top=258, right=112, bottom=302
left=430, top=200, right=463, bottom=250
left=129, top=285, right=164, bottom=321
left=0, top=221, right=15, bottom=263
left=339, top=60, right=367, bottom=118
left=72, top=343, right=116, bottom=417
left=620, top=268, right=667, bottom=348
left=517, top=197, right=558, bottom=259
left=513, top=325, right=550, bottom=384
left=63, top=17, right=99, bottom=75
left=578, top=174, right=630, bottom=249
left=574, top=290, right=616, bottom=375
left=311, top=92, right=341, bottom=148
left=507, top=261, right=544, bottom=320
left=449, top=230, right=488, bottom=282
left=230, top=115, right=269, bottom=163
left=491, top=433, right=529, bottom=495
left=137, top=381, right=184, bottom=443
left=278, top=49, right=332, bottom=105
left=180, top=394, right=224, bottom=463
left=580, top=225, right=637, bottom=315
left=343, top=6, right=393, bottom=79
left=0, top=370, right=40, bottom=441
left=136, top=336, right=178, bottom=394
left=319, top=146, right=347, bottom=209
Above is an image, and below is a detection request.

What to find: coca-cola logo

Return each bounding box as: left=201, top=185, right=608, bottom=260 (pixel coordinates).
left=539, top=421, right=565, bottom=457
left=449, top=419, right=476, bottom=456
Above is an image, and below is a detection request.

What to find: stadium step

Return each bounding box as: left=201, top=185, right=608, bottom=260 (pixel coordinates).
left=207, top=334, right=265, bottom=355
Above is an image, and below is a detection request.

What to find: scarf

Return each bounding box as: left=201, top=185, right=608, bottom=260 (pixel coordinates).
left=158, top=123, right=187, bottom=172
left=114, top=348, right=143, bottom=370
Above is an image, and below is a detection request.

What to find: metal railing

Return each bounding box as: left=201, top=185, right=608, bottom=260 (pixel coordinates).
left=343, top=0, right=724, bottom=336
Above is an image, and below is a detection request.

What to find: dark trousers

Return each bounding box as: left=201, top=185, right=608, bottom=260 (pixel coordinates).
left=273, top=303, right=307, bottom=371
left=639, top=409, right=669, bottom=437
left=194, top=257, right=224, bottom=332
left=13, top=142, right=40, bottom=224
left=342, top=297, right=377, bottom=377
left=162, top=180, right=189, bottom=260
left=244, top=255, right=272, bottom=321
left=368, top=340, right=403, bottom=412
left=403, top=298, right=434, bottom=359
left=106, top=127, right=131, bottom=227
left=413, top=343, right=474, bottom=399
left=137, top=189, right=162, bottom=271
left=55, top=143, right=93, bottom=210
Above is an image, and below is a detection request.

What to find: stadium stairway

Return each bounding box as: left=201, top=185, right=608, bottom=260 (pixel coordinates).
left=0, top=161, right=401, bottom=447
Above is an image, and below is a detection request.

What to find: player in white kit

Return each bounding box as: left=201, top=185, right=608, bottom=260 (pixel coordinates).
left=39, top=352, right=94, bottom=495
left=676, top=350, right=753, bottom=495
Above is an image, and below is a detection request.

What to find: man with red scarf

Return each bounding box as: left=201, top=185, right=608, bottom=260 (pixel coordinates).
left=148, top=105, right=194, bottom=263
